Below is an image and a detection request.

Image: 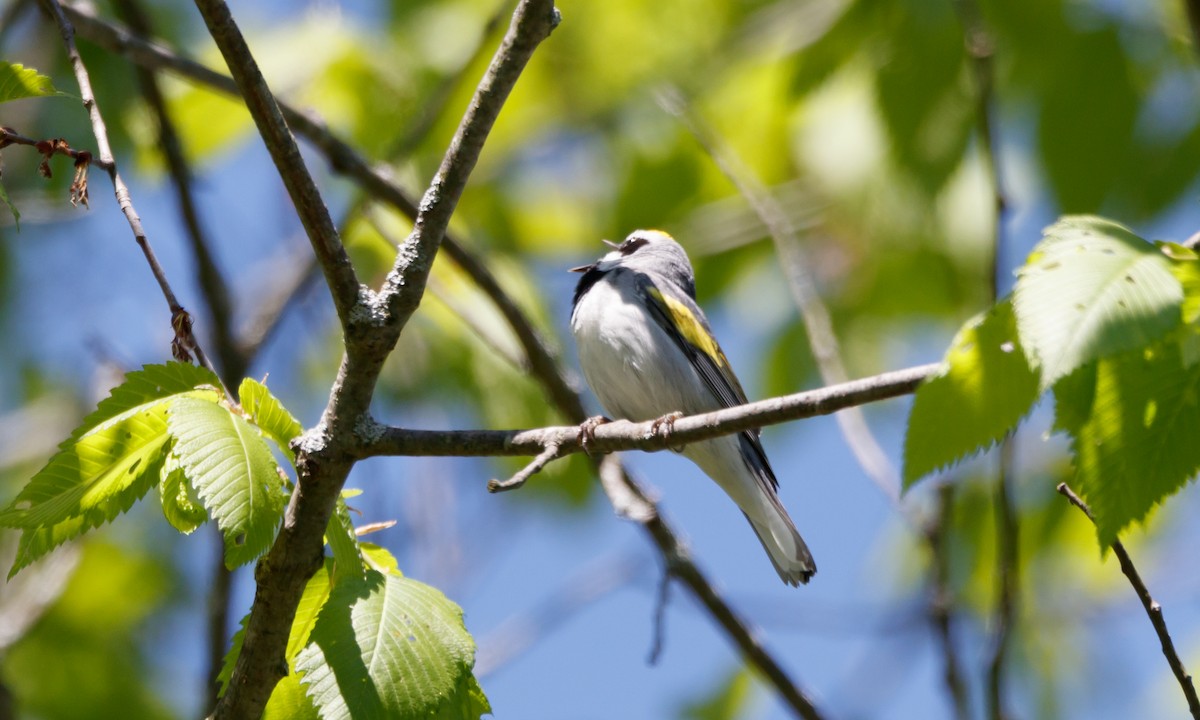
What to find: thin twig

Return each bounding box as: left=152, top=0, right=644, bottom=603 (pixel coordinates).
left=487, top=442, right=561, bottom=492
left=1056, top=483, right=1200, bottom=719
left=36, top=0, right=227, bottom=392
left=359, top=364, right=937, bottom=462
left=113, top=0, right=241, bottom=383
left=658, top=86, right=901, bottom=503
left=0, top=127, right=113, bottom=171
left=927, top=484, right=969, bottom=720
left=647, top=562, right=671, bottom=665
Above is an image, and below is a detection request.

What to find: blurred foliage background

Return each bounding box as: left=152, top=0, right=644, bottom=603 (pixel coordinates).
left=1, top=0, right=1199, bottom=718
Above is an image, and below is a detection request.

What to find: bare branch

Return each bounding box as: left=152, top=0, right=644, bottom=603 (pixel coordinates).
left=1057, top=483, right=1200, bottom=720
left=359, top=364, right=937, bottom=462
left=36, top=0, right=226, bottom=391
left=487, top=442, right=562, bottom=492
left=191, top=0, right=359, bottom=328
left=113, top=0, right=241, bottom=385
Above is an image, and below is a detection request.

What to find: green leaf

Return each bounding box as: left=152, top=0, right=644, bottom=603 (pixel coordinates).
left=1014, top=216, right=1182, bottom=389
left=158, top=455, right=207, bottom=534
left=0, top=363, right=221, bottom=575
left=216, top=614, right=249, bottom=699
left=903, top=298, right=1040, bottom=487
left=1035, top=29, right=1139, bottom=213
left=168, top=397, right=287, bottom=568
left=264, top=674, right=320, bottom=720
left=0, top=62, right=60, bottom=103
left=361, top=542, right=402, bottom=576
left=295, top=571, right=490, bottom=720
left=874, top=0, right=971, bottom=192
left=327, top=495, right=365, bottom=582
left=73, top=362, right=223, bottom=443
left=0, top=179, right=19, bottom=231
left=240, top=377, right=303, bottom=462
left=1053, top=342, right=1200, bottom=547
left=0, top=408, right=171, bottom=530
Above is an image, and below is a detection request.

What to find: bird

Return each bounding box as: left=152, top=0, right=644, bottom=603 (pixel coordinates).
left=570, top=229, right=816, bottom=585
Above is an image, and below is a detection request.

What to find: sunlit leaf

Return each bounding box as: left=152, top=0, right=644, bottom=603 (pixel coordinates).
left=0, top=62, right=60, bottom=103
left=240, top=377, right=303, bottom=462
left=904, top=298, right=1040, bottom=486
left=1053, top=342, right=1200, bottom=547
left=167, top=397, right=287, bottom=568
left=158, top=454, right=207, bottom=534
left=1014, top=216, right=1182, bottom=389
left=295, top=570, right=490, bottom=720
left=326, top=495, right=364, bottom=582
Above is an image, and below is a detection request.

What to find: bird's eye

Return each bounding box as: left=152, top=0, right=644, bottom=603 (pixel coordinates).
left=619, top=236, right=649, bottom=255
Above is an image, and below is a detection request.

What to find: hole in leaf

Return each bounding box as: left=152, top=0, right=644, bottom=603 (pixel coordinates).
left=235, top=533, right=246, bottom=546
left=1000, top=341, right=1014, bottom=353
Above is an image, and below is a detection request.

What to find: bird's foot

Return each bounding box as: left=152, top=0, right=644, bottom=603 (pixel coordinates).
left=646, top=411, right=684, bottom=451
left=577, top=415, right=611, bottom=455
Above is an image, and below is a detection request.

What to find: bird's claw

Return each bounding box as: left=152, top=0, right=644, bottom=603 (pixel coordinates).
left=646, top=411, right=684, bottom=451
left=578, top=415, right=610, bottom=455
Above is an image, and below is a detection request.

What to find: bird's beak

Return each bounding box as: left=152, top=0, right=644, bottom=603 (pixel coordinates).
left=601, top=238, right=620, bottom=249
left=569, top=263, right=594, bottom=273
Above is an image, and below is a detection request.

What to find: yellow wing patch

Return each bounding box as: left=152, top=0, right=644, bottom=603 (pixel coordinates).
left=648, top=287, right=727, bottom=368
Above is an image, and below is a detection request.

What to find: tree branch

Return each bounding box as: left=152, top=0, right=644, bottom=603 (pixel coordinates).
left=1056, top=483, right=1200, bottom=720
left=358, top=363, right=936, bottom=462
left=190, top=0, right=359, bottom=328
left=203, top=2, right=559, bottom=716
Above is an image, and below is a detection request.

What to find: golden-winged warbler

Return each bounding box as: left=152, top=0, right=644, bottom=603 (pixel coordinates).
left=570, top=229, right=815, bottom=585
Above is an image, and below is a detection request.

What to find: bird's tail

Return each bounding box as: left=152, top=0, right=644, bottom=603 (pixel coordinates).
left=744, top=504, right=816, bottom=586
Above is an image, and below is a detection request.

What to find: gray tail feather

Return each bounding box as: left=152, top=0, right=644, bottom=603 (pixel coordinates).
left=743, top=512, right=816, bottom=587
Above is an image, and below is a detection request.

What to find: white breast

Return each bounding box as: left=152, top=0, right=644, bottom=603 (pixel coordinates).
left=571, top=274, right=711, bottom=423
